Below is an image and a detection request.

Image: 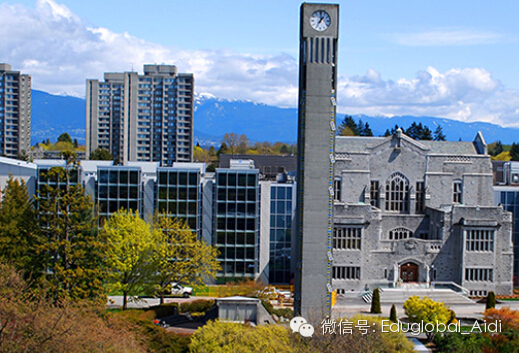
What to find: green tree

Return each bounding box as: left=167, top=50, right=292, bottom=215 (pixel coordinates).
left=390, top=303, right=398, bottom=322
left=57, top=132, right=73, bottom=144
left=510, top=143, right=519, bottom=161
left=370, top=288, right=382, bottom=314
left=337, top=115, right=359, bottom=136
left=405, top=122, right=433, bottom=140
left=486, top=291, right=496, bottom=310
left=152, top=215, right=220, bottom=304
left=217, top=142, right=228, bottom=157
left=103, top=209, right=157, bottom=310
left=190, top=320, right=293, bottom=353
left=89, top=147, right=113, bottom=161
left=35, top=152, right=104, bottom=302
left=223, top=133, right=240, bottom=155
left=433, top=125, right=446, bottom=141
left=403, top=295, right=450, bottom=341
left=360, top=121, right=373, bottom=136
left=0, top=176, right=37, bottom=270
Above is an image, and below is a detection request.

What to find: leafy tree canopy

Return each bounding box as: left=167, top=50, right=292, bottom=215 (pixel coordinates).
left=57, top=132, right=73, bottom=144
left=89, top=147, right=113, bottom=161
left=152, top=215, right=220, bottom=304
left=403, top=295, right=450, bottom=341
left=103, top=209, right=157, bottom=310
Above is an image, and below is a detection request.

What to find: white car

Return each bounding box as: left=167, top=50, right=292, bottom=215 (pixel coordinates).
left=170, top=283, right=193, bottom=298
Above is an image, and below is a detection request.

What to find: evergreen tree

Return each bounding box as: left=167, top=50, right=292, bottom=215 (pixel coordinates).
left=0, top=177, right=37, bottom=271
left=486, top=291, right=496, bottom=310
left=433, top=125, right=446, bottom=141
left=89, top=147, right=113, bottom=161
left=360, top=122, right=373, bottom=136
left=216, top=142, right=228, bottom=156
left=73, top=138, right=79, bottom=148
left=390, top=304, right=398, bottom=322
left=510, top=143, right=519, bottom=161
left=57, top=133, right=73, bottom=144
left=385, top=125, right=400, bottom=136
left=420, top=125, right=433, bottom=140
left=35, top=151, right=105, bottom=301
left=495, top=140, right=503, bottom=156
left=370, top=288, right=382, bottom=314
left=337, top=115, right=359, bottom=136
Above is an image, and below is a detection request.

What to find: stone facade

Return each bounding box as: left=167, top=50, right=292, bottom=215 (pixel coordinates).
left=332, top=130, right=513, bottom=296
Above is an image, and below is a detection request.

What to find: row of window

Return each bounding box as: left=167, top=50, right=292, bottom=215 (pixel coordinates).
left=332, top=266, right=361, bottom=280
left=466, top=229, right=495, bottom=252
left=364, top=173, right=463, bottom=212
left=465, top=268, right=493, bottom=282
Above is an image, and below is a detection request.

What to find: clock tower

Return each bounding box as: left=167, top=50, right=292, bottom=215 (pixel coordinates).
left=295, top=3, right=339, bottom=319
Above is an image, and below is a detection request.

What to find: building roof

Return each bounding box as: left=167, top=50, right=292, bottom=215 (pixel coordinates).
left=336, top=134, right=479, bottom=155
left=0, top=156, right=36, bottom=169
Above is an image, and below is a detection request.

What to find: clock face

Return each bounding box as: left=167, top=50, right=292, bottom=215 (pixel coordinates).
left=310, top=10, right=331, bottom=31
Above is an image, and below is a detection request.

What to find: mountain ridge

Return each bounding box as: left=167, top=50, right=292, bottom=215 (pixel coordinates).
left=30, top=89, right=519, bottom=146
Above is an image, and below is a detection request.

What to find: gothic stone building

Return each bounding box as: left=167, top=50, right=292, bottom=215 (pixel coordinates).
left=332, top=129, right=513, bottom=296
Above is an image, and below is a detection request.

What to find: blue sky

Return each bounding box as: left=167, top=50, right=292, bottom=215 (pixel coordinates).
left=2, top=0, right=519, bottom=127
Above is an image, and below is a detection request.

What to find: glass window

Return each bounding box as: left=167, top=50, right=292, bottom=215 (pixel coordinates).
left=453, top=180, right=462, bottom=203
left=109, top=171, right=118, bottom=184
left=385, top=173, right=409, bottom=212
left=169, top=172, right=177, bottom=185
left=120, top=170, right=128, bottom=183
left=277, top=187, right=286, bottom=199
left=189, top=172, right=197, bottom=185
left=99, top=185, right=108, bottom=198
left=247, top=174, right=256, bottom=186
left=238, top=174, right=246, bottom=186
left=179, top=172, right=187, bottom=185
left=169, top=187, right=177, bottom=199
left=129, top=186, right=138, bottom=199
left=228, top=173, right=236, bottom=186
left=188, top=187, right=197, bottom=200
left=98, top=170, right=108, bottom=184
left=130, top=171, right=138, bottom=184
left=109, top=186, right=118, bottom=198
left=158, top=171, right=167, bottom=184
left=217, top=173, right=226, bottom=186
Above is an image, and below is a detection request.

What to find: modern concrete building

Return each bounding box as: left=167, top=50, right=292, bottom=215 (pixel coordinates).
left=295, top=3, right=340, bottom=318
left=0, top=63, right=31, bottom=158
left=86, top=64, right=194, bottom=166
left=494, top=161, right=519, bottom=283
left=213, top=166, right=261, bottom=281
left=0, top=156, right=295, bottom=284
left=332, top=131, right=513, bottom=296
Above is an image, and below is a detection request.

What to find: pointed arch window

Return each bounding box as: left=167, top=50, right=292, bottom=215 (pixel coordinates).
left=385, top=172, right=409, bottom=212
left=389, top=227, right=413, bottom=240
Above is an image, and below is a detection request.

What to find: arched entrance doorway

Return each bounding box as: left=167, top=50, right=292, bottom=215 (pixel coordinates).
left=400, top=262, right=419, bottom=282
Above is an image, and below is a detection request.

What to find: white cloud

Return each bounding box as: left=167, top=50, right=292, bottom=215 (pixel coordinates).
left=0, top=0, right=298, bottom=103
left=2, top=2, right=519, bottom=127
left=337, top=67, right=519, bottom=128
left=388, top=28, right=503, bottom=46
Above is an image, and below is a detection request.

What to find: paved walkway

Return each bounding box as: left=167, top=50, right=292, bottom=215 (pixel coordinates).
left=332, top=298, right=519, bottom=319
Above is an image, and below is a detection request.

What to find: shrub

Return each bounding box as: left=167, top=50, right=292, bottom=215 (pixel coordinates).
left=370, top=288, right=382, bottom=314
left=389, top=304, right=397, bottom=322
left=486, top=291, right=496, bottom=310
left=180, top=299, right=215, bottom=313
left=261, top=299, right=294, bottom=320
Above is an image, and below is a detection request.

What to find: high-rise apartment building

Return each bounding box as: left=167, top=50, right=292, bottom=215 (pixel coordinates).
left=86, top=65, right=194, bottom=166
left=0, top=63, right=31, bottom=158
